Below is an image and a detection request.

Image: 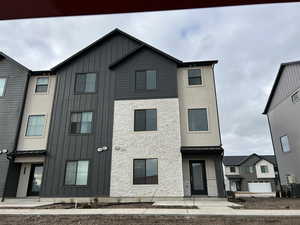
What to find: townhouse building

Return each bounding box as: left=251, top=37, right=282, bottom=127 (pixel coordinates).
left=264, top=61, right=300, bottom=188
left=0, top=29, right=225, bottom=201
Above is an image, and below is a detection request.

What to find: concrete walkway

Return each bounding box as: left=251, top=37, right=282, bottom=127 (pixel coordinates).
left=0, top=199, right=300, bottom=216
left=0, top=208, right=300, bottom=216
left=0, top=199, right=53, bottom=208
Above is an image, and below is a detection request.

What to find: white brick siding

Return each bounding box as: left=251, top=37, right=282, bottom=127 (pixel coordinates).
left=110, top=98, right=184, bottom=197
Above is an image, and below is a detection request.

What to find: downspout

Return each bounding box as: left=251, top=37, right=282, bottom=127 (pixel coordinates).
left=212, top=63, right=226, bottom=197
left=1, top=71, right=30, bottom=202
left=212, top=63, right=222, bottom=146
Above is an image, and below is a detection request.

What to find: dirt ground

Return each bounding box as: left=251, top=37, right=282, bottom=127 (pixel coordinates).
left=1, top=215, right=300, bottom=225
left=35, top=202, right=197, bottom=209
left=232, top=197, right=300, bottom=209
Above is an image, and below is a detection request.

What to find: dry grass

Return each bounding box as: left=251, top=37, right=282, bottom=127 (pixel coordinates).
left=0, top=215, right=299, bottom=225
left=231, top=198, right=300, bottom=209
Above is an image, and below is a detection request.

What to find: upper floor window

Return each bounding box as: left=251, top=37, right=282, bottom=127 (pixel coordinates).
left=75, top=73, right=96, bottom=94
left=26, top=115, right=45, bottom=136
left=135, top=70, right=157, bottom=90
left=65, top=160, right=89, bottom=185
left=133, top=159, right=158, bottom=185
left=280, top=135, right=290, bottom=153
left=0, top=78, right=7, bottom=96
left=229, top=166, right=236, bottom=173
left=35, top=77, right=49, bottom=93
left=292, top=91, right=300, bottom=104
left=260, top=165, right=269, bottom=173
left=188, top=108, right=208, bottom=131
left=70, top=112, right=93, bottom=134
left=188, top=69, right=202, bottom=86
left=134, top=109, right=157, bottom=131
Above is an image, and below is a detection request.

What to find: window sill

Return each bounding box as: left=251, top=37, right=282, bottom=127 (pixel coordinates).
left=187, top=84, right=205, bottom=88
left=69, top=133, right=93, bottom=136
left=24, top=135, right=45, bottom=139
left=187, top=130, right=211, bottom=134
left=74, top=92, right=97, bottom=95
left=34, top=92, right=49, bottom=96
left=64, top=185, right=89, bottom=187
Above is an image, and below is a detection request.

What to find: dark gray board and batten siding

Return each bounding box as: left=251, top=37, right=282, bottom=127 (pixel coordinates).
left=114, top=48, right=178, bottom=100
left=41, top=34, right=141, bottom=197
left=0, top=56, right=29, bottom=197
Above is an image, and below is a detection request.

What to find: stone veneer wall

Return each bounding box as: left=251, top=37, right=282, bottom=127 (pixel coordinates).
left=110, top=98, right=184, bottom=197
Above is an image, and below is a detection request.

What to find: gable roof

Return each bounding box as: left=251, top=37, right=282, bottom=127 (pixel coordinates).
left=52, top=28, right=182, bottom=72
left=223, top=155, right=248, bottom=166
left=223, top=154, right=277, bottom=166
left=263, top=60, right=300, bottom=114
left=52, top=28, right=218, bottom=72
left=109, top=44, right=181, bottom=69
left=0, top=51, right=30, bottom=71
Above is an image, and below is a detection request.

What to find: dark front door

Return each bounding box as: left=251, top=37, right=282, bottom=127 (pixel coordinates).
left=27, top=164, right=44, bottom=196
left=189, top=160, right=207, bottom=195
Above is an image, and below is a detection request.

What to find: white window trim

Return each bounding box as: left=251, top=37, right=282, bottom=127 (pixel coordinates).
left=34, top=76, right=50, bottom=95
left=186, top=107, right=210, bottom=133
left=0, top=77, right=8, bottom=97
left=280, top=135, right=291, bottom=153
left=24, top=114, right=48, bottom=139
left=186, top=68, right=206, bottom=88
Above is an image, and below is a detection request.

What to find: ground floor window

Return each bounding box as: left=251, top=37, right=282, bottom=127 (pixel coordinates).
left=133, top=159, right=158, bottom=184
left=65, top=160, right=89, bottom=185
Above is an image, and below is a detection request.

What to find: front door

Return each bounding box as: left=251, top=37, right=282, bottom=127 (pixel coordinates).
left=189, top=160, right=207, bottom=195
left=27, top=164, right=44, bottom=196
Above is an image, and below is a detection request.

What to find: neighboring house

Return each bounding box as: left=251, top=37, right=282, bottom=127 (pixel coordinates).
left=0, top=28, right=225, bottom=201
left=223, top=154, right=279, bottom=194
left=263, top=61, right=300, bottom=188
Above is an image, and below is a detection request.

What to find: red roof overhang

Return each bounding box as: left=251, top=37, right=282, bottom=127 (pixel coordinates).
left=1, top=0, right=299, bottom=20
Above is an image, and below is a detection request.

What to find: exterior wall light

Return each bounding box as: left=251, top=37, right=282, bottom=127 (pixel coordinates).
left=97, top=146, right=108, bottom=152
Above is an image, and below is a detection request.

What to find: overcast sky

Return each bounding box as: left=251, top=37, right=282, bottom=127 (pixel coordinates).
left=1, top=3, right=300, bottom=155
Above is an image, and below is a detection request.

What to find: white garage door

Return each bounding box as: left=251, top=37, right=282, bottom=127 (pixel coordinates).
left=248, top=183, right=272, bottom=193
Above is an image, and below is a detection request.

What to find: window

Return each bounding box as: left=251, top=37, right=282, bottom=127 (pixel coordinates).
left=133, top=159, right=158, bottom=185
left=135, top=70, right=157, bottom=90
left=292, top=91, right=300, bottom=103
left=0, top=78, right=7, bottom=96
left=188, top=108, right=208, bottom=131
left=261, top=165, right=269, bottom=173
left=229, top=166, right=236, bottom=173
left=65, top=160, right=89, bottom=185
left=25, top=115, right=45, bottom=136
left=188, top=69, right=202, bottom=85
left=75, top=73, right=96, bottom=93
left=70, top=112, right=93, bottom=134
left=35, top=77, right=49, bottom=93
left=134, top=109, right=157, bottom=131
left=280, top=135, right=290, bottom=152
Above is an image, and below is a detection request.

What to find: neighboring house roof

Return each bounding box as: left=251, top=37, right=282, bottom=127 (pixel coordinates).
left=223, top=155, right=248, bottom=166
left=0, top=51, right=30, bottom=71
left=51, top=28, right=218, bottom=72
left=223, top=154, right=277, bottom=166
left=263, top=60, right=300, bottom=114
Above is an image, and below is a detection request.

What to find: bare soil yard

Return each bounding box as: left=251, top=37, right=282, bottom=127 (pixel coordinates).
left=36, top=202, right=197, bottom=209
left=1, top=215, right=300, bottom=225
left=231, top=198, right=300, bottom=209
